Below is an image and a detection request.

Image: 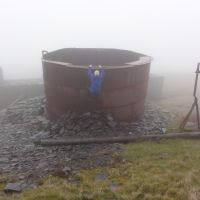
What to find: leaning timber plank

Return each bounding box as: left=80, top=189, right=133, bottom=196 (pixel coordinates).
left=34, top=132, right=200, bottom=146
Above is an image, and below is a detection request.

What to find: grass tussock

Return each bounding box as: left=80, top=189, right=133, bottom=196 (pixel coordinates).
left=1, top=139, right=200, bottom=199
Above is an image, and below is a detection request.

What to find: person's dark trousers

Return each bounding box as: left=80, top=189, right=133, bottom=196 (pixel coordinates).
left=87, top=90, right=100, bottom=111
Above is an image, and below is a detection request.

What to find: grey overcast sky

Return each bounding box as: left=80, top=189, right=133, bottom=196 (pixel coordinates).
left=0, top=0, right=200, bottom=79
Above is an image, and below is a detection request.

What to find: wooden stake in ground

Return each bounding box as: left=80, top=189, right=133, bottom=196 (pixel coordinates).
left=180, top=63, right=200, bottom=130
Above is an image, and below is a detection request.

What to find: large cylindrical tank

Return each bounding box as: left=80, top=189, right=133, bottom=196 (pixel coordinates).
left=42, top=48, right=152, bottom=121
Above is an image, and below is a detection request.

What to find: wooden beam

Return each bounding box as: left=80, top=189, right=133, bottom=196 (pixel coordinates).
left=34, top=132, right=200, bottom=146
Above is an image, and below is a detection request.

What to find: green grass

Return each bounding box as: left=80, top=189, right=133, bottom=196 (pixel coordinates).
left=1, top=139, right=200, bottom=199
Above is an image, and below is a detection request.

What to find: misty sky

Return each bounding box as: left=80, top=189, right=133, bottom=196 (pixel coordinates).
left=0, top=0, right=200, bottom=79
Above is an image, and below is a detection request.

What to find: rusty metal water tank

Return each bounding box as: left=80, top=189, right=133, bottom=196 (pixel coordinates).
left=42, top=48, right=152, bottom=121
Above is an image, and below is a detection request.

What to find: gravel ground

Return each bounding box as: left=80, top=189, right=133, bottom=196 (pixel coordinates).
left=0, top=96, right=174, bottom=180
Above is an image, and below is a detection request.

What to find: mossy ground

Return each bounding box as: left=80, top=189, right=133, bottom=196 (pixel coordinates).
left=1, top=139, right=200, bottom=200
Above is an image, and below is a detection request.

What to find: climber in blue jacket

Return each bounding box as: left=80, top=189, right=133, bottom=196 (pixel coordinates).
left=87, top=64, right=105, bottom=97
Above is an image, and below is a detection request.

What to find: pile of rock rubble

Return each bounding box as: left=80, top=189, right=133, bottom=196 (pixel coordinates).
left=0, top=96, right=174, bottom=180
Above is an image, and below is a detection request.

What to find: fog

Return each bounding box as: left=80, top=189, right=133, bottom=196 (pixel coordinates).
left=1, top=0, right=200, bottom=79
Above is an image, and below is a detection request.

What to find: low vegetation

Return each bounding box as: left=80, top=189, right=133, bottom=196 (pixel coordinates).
left=1, top=139, right=200, bottom=200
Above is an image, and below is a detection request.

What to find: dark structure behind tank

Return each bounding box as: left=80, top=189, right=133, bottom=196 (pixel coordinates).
left=147, top=74, right=164, bottom=100
left=42, top=48, right=153, bottom=122
left=0, top=67, right=4, bottom=84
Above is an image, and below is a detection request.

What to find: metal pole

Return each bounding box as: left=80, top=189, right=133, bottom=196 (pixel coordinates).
left=180, top=63, right=200, bottom=130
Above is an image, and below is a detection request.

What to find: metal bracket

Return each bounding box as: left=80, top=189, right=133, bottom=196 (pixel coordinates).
left=42, top=50, right=48, bottom=58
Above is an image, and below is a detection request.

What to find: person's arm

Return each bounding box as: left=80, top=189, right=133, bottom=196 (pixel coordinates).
left=87, top=65, right=93, bottom=78
left=99, top=65, right=105, bottom=78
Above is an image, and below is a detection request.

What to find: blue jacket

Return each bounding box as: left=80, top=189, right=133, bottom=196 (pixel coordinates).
left=87, top=68, right=105, bottom=96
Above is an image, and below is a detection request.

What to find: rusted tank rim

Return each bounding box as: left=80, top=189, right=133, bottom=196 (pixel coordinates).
left=42, top=50, right=153, bottom=69
left=42, top=57, right=153, bottom=69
